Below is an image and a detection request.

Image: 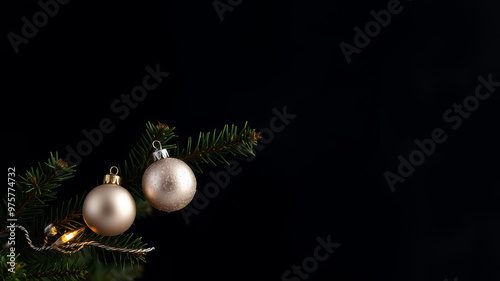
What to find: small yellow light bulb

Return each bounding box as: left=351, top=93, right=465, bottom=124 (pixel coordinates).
left=44, top=224, right=58, bottom=237
left=62, top=232, right=75, bottom=242
left=54, top=227, right=85, bottom=246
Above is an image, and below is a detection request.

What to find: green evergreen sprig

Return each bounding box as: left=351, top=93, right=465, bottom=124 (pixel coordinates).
left=121, top=122, right=176, bottom=200
left=23, top=255, right=87, bottom=281
left=0, top=121, right=260, bottom=281
left=120, top=121, right=259, bottom=197
left=175, top=122, right=260, bottom=173
left=1, top=152, right=75, bottom=233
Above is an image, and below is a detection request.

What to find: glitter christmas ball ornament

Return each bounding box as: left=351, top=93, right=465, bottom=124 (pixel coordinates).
left=83, top=167, right=136, bottom=236
left=142, top=141, right=197, bottom=212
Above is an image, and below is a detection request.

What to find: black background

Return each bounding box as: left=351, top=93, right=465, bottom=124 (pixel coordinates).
left=3, top=0, right=500, bottom=280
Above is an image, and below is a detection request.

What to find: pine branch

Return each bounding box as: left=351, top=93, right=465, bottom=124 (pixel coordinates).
left=27, top=194, right=86, bottom=251
left=8, top=191, right=147, bottom=277
left=17, top=227, right=150, bottom=275
left=16, top=152, right=75, bottom=220
left=121, top=122, right=176, bottom=199
left=22, top=194, right=149, bottom=270
left=135, top=198, right=153, bottom=220
left=22, top=252, right=88, bottom=281
left=85, top=261, right=144, bottom=281
left=174, top=122, right=260, bottom=173
left=4, top=120, right=261, bottom=281
left=1, top=152, right=75, bottom=233
left=70, top=232, right=150, bottom=270
left=0, top=251, right=27, bottom=280
left=26, top=267, right=87, bottom=281
left=25, top=264, right=87, bottom=281
left=120, top=121, right=260, bottom=196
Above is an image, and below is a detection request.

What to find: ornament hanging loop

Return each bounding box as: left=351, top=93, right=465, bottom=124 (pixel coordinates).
left=110, top=166, right=119, bottom=175
left=103, top=166, right=122, bottom=185
left=152, top=140, right=162, bottom=150
left=152, top=140, right=169, bottom=161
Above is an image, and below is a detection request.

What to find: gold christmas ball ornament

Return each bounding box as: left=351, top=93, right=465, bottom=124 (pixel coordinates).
left=83, top=166, right=136, bottom=236
left=142, top=141, right=197, bottom=212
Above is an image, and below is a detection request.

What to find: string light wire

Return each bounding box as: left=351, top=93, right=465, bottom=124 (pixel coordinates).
left=11, top=224, right=155, bottom=254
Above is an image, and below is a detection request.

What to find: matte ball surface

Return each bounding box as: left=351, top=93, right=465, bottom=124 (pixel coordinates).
left=142, top=158, right=197, bottom=212
left=83, top=184, right=136, bottom=236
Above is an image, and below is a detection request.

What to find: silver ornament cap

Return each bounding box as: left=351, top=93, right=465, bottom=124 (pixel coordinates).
left=152, top=140, right=169, bottom=161
left=142, top=141, right=197, bottom=212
